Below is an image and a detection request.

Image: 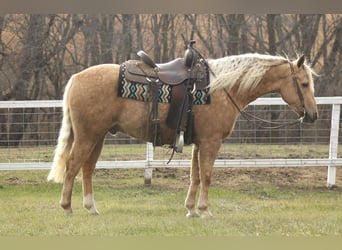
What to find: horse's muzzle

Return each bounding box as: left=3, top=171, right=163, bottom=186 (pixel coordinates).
left=302, top=110, right=318, bottom=123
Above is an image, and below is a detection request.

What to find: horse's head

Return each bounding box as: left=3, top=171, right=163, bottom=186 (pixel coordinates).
left=279, top=55, right=318, bottom=123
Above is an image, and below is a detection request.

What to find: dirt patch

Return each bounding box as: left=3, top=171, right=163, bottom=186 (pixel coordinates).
left=5, top=176, right=43, bottom=186
left=94, top=166, right=341, bottom=191
left=6, top=177, right=21, bottom=185
left=211, top=167, right=332, bottom=190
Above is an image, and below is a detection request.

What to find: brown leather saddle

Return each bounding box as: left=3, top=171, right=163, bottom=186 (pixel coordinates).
left=121, top=40, right=209, bottom=153
left=124, top=52, right=208, bottom=89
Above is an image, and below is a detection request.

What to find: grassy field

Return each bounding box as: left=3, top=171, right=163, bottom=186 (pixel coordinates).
left=1, top=166, right=342, bottom=236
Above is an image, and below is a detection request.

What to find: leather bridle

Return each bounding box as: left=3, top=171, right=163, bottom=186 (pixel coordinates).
left=288, top=62, right=305, bottom=112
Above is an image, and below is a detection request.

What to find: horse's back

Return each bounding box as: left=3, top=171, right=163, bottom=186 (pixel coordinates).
left=72, top=63, right=120, bottom=87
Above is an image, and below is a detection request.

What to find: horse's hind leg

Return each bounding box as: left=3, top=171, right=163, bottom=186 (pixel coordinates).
left=82, top=137, right=105, bottom=215
left=59, top=138, right=97, bottom=215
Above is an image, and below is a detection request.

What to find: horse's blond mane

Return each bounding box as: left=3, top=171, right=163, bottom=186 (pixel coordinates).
left=208, top=53, right=289, bottom=93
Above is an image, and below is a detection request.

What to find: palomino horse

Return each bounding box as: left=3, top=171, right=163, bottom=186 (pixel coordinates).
left=47, top=53, right=318, bottom=217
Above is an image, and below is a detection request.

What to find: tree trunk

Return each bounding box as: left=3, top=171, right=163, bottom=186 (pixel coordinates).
left=152, top=14, right=161, bottom=62
left=161, top=14, right=170, bottom=62
left=99, top=14, right=114, bottom=63
left=267, top=14, right=276, bottom=55
left=8, top=14, right=47, bottom=146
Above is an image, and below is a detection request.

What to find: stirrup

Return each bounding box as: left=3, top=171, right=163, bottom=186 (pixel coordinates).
left=175, top=131, right=184, bottom=153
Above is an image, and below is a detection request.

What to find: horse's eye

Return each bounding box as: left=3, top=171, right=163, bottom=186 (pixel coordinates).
left=301, top=82, right=309, bottom=88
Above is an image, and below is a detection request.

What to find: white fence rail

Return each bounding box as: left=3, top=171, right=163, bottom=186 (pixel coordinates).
left=0, top=97, right=341, bottom=187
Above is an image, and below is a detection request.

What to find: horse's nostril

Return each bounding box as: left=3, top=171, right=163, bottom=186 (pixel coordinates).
left=311, top=112, right=318, bottom=121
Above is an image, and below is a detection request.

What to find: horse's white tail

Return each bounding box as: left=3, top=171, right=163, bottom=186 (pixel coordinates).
left=47, top=76, right=74, bottom=183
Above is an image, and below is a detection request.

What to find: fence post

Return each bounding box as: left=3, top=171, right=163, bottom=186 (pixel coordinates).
left=327, top=104, right=340, bottom=188
left=144, top=142, right=154, bottom=185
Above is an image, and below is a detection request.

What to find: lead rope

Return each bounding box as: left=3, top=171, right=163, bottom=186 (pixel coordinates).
left=223, top=89, right=302, bottom=129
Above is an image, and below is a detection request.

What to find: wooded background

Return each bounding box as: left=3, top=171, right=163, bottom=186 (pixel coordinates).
left=0, top=14, right=341, bottom=146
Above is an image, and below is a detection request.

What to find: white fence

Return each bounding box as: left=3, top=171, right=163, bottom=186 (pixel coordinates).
left=0, top=97, right=341, bottom=187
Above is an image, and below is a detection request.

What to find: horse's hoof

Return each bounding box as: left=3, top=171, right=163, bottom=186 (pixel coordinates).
left=186, top=210, right=200, bottom=218
left=64, top=208, right=73, bottom=216
left=89, top=208, right=100, bottom=215
left=200, top=210, right=213, bottom=219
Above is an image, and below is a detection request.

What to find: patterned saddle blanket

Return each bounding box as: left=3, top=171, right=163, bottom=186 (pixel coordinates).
left=118, top=59, right=210, bottom=105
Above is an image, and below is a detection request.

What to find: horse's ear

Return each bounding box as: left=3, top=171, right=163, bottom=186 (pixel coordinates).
left=297, top=55, right=305, bottom=68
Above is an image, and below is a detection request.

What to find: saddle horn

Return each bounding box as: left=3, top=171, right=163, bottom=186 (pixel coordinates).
left=184, top=40, right=197, bottom=67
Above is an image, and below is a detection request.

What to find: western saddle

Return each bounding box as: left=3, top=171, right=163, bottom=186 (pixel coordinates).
left=123, top=40, right=209, bottom=153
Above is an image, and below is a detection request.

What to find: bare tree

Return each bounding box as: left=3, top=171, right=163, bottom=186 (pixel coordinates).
left=160, top=14, right=171, bottom=62
left=7, top=15, right=48, bottom=146
left=317, top=16, right=342, bottom=96
left=116, top=14, right=134, bottom=63
left=185, top=14, right=215, bottom=57
left=2, top=14, right=83, bottom=146
left=46, top=14, right=83, bottom=99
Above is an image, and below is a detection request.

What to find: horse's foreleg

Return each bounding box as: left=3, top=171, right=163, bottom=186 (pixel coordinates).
left=197, top=141, right=221, bottom=218
left=185, top=144, right=200, bottom=217
left=82, top=138, right=105, bottom=215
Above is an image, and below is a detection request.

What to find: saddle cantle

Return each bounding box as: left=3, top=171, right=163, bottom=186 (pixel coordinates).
left=118, top=40, right=210, bottom=154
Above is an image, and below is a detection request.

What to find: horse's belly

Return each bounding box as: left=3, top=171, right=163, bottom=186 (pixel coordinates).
left=116, top=101, right=175, bottom=145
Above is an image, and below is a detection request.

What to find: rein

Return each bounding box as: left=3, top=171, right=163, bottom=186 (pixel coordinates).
left=222, top=61, right=304, bottom=129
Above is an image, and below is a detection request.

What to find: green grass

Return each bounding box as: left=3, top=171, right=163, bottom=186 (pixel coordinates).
left=1, top=168, right=342, bottom=236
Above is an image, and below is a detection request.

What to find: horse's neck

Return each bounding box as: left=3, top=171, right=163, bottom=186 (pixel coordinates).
left=236, top=63, right=289, bottom=109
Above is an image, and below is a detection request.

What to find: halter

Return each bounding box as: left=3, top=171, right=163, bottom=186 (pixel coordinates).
left=223, top=61, right=305, bottom=129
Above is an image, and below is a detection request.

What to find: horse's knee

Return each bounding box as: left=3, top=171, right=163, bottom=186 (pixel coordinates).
left=191, top=176, right=200, bottom=186
left=190, top=169, right=200, bottom=184
left=202, top=174, right=211, bottom=186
